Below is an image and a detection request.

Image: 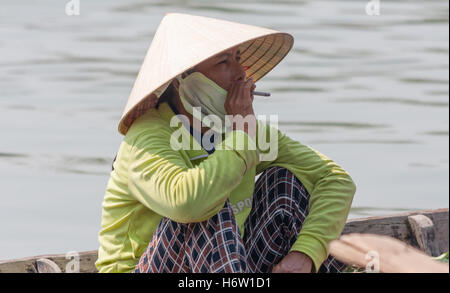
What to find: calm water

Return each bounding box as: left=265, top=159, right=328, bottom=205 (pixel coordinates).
left=0, top=0, right=448, bottom=260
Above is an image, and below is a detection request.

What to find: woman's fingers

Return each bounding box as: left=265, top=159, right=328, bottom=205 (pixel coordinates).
left=225, top=80, right=238, bottom=112
left=250, top=84, right=256, bottom=102
left=242, top=78, right=254, bottom=105
left=225, top=78, right=255, bottom=117
left=236, top=78, right=254, bottom=108
left=229, top=81, right=244, bottom=108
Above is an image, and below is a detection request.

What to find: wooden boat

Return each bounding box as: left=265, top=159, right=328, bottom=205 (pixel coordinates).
left=0, top=208, right=447, bottom=273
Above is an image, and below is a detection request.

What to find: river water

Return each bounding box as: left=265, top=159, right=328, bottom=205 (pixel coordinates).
left=0, top=0, right=448, bottom=259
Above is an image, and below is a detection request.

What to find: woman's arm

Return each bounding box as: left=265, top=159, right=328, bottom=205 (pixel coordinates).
left=255, top=120, right=357, bottom=272
left=128, top=127, right=259, bottom=223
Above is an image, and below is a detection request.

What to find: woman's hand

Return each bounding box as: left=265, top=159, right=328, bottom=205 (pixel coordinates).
left=271, top=251, right=314, bottom=273
left=224, top=77, right=257, bottom=138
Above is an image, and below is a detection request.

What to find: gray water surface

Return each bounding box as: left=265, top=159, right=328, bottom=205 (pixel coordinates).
left=0, top=0, right=448, bottom=260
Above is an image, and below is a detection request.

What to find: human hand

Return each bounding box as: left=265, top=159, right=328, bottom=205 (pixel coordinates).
left=224, top=77, right=257, bottom=138
left=224, top=77, right=256, bottom=116
left=271, top=251, right=314, bottom=273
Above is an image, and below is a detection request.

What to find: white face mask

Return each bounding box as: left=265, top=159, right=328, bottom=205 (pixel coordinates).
left=176, top=71, right=231, bottom=134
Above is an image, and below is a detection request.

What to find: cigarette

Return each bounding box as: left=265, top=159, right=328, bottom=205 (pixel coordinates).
left=252, top=91, right=271, bottom=97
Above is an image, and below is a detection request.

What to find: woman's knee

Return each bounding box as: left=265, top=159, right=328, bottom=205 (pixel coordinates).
left=259, top=166, right=310, bottom=206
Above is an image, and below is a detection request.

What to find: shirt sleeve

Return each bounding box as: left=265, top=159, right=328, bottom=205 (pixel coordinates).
left=255, top=120, right=356, bottom=272
left=128, top=127, right=260, bottom=223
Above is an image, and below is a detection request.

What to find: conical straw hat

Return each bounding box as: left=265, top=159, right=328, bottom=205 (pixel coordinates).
left=118, top=12, right=294, bottom=135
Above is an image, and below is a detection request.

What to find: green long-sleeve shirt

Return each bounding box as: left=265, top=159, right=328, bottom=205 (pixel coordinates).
left=95, top=101, right=356, bottom=273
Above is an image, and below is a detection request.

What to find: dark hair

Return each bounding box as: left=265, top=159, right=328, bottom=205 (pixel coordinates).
left=155, top=68, right=196, bottom=109
left=156, top=82, right=175, bottom=109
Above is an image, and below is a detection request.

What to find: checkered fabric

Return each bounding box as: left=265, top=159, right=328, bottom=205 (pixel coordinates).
left=134, top=166, right=348, bottom=273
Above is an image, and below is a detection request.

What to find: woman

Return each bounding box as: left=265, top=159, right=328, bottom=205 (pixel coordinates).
left=95, top=13, right=356, bottom=273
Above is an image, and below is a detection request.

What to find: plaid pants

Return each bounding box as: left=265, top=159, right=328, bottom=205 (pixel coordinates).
left=134, top=166, right=348, bottom=273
